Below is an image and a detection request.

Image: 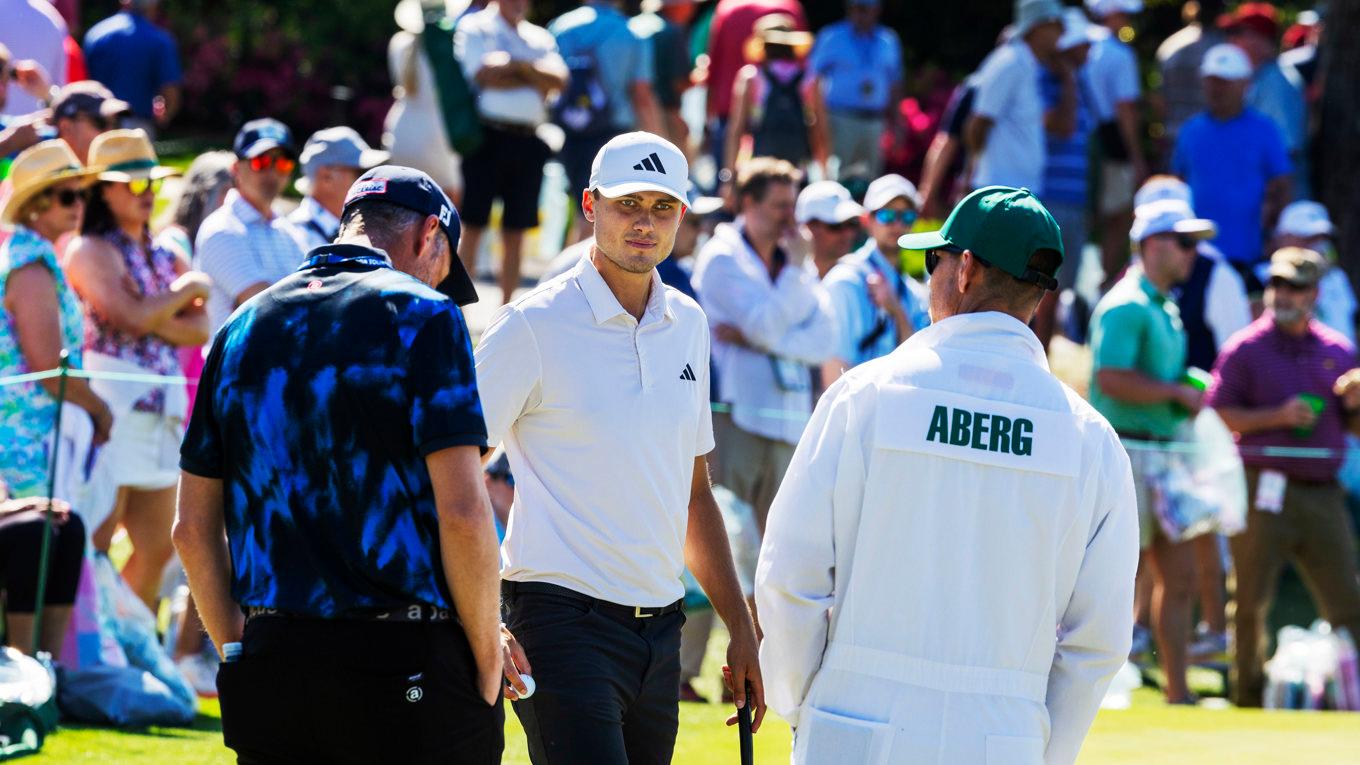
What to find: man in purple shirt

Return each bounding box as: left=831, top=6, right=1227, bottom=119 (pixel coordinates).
left=1206, top=246, right=1360, bottom=707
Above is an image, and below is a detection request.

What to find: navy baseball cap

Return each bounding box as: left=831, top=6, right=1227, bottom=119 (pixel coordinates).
left=234, top=118, right=296, bottom=160
left=342, top=165, right=478, bottom=306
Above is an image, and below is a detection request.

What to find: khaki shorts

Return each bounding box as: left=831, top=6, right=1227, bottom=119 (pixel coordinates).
left=1099, top=159, right=1136, bottom=216
left=1126, top=440, right=1167, bottom=549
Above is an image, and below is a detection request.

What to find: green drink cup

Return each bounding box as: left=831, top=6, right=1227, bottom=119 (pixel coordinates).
left=1294, top=393, right=1326, bottom=438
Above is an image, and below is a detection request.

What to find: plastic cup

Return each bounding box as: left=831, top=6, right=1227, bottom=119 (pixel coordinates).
left=1294, top=393, right=1326, bottom=438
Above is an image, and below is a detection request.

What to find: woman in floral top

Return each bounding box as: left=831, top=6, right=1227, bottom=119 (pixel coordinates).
left=65, top=129, right=210, bottom=609
left=0, top=140, right=113, bottom=499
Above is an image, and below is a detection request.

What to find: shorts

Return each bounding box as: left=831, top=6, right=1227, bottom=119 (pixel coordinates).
left=1098, top=159, right=1135, bottom=216
left=559, top=130, right=619, bottom=200
left=104, top=410, right=181, bottom=491
left=460, top=123, right=550, bottom=230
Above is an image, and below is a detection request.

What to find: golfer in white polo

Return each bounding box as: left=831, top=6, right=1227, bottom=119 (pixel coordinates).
left=475, top=132, right=763, bottom=764
left=756, top=187, right=1139, bottom=765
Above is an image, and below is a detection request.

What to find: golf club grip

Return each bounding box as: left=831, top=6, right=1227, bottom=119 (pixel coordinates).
left=738, top=682, right=753, bottom=765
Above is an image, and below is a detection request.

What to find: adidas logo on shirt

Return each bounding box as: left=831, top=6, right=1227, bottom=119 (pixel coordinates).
left=679, top=364, right=696, bottom=382
left=633, top=152, right=668, bottom=174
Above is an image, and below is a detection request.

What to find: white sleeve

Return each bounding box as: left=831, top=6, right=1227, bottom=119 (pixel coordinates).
left=756, top=381, right=860, bottom=727
left=455, top=22, right=487, bottom=81
left=472, top=305, right=543, bottom=448
left=1205, top=262, right=1253, bottom=353
left=971, top=48, right=1017, bottom=120
left=1113, top=44, right=1141, bottom=103
left=195, top=228, right=267, bottom=303
left=763, top=283, right=837, bottom=365
left=695, top=253, right=833, bottom=363
left=1045, top=436, right=1139, bottom=765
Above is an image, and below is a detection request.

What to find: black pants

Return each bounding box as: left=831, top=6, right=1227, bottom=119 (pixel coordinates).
left=504, top=583, right=683, bottom=765
left=0, top=508, right=85, bottom=611
left=217, top=616, right=503, bottom=764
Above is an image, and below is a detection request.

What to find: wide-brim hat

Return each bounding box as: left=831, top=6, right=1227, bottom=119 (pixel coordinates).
left=744, top=13, right=813, bottom=61
left=88, top=129, right=180, bottom=183
left=0, top=139, right=99, bottom=225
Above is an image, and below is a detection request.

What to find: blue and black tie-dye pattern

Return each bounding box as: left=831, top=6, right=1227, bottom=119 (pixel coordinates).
left=180, top=244, right=487, bottom=618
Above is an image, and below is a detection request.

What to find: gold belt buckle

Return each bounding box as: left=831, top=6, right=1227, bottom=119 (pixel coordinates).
left=634, top=606, right=654, bottom=618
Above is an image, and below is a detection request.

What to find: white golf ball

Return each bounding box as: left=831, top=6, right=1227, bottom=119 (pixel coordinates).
left=516, top=674, right=536, bottom=699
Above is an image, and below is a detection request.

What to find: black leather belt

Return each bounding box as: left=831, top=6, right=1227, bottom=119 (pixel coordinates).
left=501, top=580, right=682, bottom=620
left=481, top=118, right=539, bottom=137
left=245, top=604, right=453, bottom=623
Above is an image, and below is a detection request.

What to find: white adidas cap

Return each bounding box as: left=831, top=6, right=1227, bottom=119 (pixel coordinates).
left=588, top=131, right=689, bottom=202
left=1275, top=200, right=1334, bottom=238
left=796, top=181, right=864, bottom=224
left=1201, top=43, right=1253, bottom=80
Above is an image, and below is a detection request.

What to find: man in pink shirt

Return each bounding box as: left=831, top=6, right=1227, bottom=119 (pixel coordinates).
left=1207, top=246, right=1360, bottom=707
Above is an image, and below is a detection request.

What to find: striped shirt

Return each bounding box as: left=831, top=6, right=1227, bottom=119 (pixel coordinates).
left=194, top=189, right=306, bottom=333
left=1039, top=67, right=1096, bottom=206
left=1207, top=316, right=1355, bottom=482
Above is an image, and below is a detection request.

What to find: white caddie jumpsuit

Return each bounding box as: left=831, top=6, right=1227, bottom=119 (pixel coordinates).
left=755, top=311, right=1139, bottom=765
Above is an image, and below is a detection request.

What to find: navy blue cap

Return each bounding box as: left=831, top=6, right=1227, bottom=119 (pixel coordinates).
left=342, top=165, right=478, bottom=306
left=234, top=118, right=296, bottom=160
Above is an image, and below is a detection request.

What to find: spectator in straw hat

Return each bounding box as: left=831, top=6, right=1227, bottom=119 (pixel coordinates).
left=0, top=140, right=112, bottom=500
left=65, top=128, right=210, bottom=610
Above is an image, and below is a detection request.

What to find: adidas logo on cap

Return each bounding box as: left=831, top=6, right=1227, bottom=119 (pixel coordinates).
left=632, top=152, right=668, bottom=174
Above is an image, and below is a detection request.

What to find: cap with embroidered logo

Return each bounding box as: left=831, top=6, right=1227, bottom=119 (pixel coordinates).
left=899, top=185, right=1064, bottom=290
left=588, top=132, right=689, bottom=202
left=342, top=165, right=478, bottom=306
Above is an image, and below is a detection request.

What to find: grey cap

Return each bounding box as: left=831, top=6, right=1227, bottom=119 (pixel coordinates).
left=297, top=127, right=391, bottom=193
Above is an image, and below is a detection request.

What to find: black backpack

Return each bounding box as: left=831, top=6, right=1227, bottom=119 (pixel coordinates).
left=553, top=51, right=615, bottom=137
left=751, top=66, right=811, bottom=165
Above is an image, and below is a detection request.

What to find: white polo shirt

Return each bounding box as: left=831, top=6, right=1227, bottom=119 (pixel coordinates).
left=475, top=254, right=715, bottom=607
left=971, top=39, right=1046, bottom=193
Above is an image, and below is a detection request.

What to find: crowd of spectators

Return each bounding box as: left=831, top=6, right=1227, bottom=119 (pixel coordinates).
left=0, top=0, right=1354, bottom=728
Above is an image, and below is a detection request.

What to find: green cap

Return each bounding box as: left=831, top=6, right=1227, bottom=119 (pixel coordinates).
left=899, top=186, right=1064, bottom=290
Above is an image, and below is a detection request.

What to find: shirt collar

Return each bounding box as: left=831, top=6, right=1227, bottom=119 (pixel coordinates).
left=907, top=311, right=1050, bottom=370
left=226, top=188, right=273, bottom=225
left=302, top=243, right=393, bottom=269
left=572, top=251, right=672, bottom=326
left=300, top=196, right=340, bottom=232
left=1133, top=264, right=1171, bottom=305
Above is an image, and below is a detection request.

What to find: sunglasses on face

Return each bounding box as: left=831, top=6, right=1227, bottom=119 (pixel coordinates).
left=924, top=245, right=966, bottom=276
left=248, top=154, right=296, bottom=174
left=820, top=220, right=856, bottom=232
left=873, top=208, right=918, bottom=227
left=125, top=177, right=164, bottom=196
left=41, top=187, right=86, bottom=208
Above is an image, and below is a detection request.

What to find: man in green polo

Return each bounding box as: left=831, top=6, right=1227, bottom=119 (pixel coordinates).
left=758, top=186, right=1139, bottom=764
left=1088, top=198, right=1213, bottom=707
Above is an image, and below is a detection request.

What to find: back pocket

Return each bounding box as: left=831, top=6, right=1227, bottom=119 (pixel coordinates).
left=798, top=706, right=893, bottom=765
left=986, top=734, right=1044, bottom=765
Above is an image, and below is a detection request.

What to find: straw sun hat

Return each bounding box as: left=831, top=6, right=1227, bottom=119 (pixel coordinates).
left=87, top=128, right=179, bottom=184
left=0, top=140, right=98, bottom=226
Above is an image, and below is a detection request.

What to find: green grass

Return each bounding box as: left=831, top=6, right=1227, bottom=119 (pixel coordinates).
left=31, top=689, right=1360, bottom=764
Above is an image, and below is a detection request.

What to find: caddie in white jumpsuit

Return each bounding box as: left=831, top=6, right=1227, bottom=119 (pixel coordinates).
left=755, top=186, right=1140, bottom=765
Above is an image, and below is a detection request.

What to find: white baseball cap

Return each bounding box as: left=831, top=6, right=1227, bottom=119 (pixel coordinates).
left=1085, top=0, right=1142, bottom=18
left=1134, top=176, right=1193, bottom=210
left=1058, top=8, right=1097, bottom=50
left=1275, top=200, right=1335, bottom=238
left=1201, top=43, right=1253, bottom=80
left=796, top=181, right=864, bottom=225
left=1130, top=199, right=1217, bottom=242
left=588, top=132, right=689, bottom=202
left=863, top=174, right=921, bottom=212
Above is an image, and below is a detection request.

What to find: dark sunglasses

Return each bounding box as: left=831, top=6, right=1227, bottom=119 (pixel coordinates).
left=820, top=220, right=856, bottom=232
left=1175, top=234, right=1199, bottom=250
left=1267, top=276, right=1310, bottom=291
left=924, top=245, right=966, bottom=275
left=41, top=187, right=86, bottom=208
left=873, top=208, right=918, bottom=227
left=248, top=154, right=297, bottom=174
left=125, top=177, right=164, bottom=196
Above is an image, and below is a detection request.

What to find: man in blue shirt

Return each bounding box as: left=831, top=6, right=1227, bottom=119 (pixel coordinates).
left=821, top=173, right=929, bottom=387
left=549, top=0, right=661, bottom=244
left=83, top=0, right=182, bottom=135
left=174, top=167, right=504, bottom=763
left=808, top=0, right=904, bottom=182
left=1172, top=43, right=1291, bottom=291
